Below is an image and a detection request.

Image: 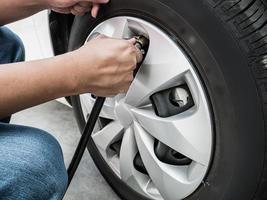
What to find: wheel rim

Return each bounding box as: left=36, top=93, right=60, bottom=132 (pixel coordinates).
left=79, top=16, right=213, bottom=200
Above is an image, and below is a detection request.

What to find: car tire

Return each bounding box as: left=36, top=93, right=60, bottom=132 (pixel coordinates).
left=70, top=0, right=267, bottom=199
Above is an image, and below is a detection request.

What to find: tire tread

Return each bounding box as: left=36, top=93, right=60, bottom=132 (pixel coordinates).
left=211, top=0, right=267, bottom=199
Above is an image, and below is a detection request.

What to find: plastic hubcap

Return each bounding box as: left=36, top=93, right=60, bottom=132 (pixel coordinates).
left=80, top=16, right=213, bottom=200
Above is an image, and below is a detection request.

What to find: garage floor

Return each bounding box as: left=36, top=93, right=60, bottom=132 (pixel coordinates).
left=11, top=101, right=120, bottom=200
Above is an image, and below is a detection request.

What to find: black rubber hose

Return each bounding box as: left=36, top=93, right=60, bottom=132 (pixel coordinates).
left=67, top=96, right=106, bottom=186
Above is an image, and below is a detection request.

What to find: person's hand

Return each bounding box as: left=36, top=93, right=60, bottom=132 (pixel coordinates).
left=47, top=0, right=109, bottom=17
left=67, top=35, right=143, bottom=97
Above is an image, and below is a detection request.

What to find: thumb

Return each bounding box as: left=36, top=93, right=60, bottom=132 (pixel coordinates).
left=128, top=38, right=136, bottom=45
left=128, top=38, right=143, bottom=63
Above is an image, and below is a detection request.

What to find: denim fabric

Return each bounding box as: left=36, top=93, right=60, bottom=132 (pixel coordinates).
left=0, top=27, right=68, bottom=199
left=0, top=27, right=25, bottom=64
left=0, top=27, right=25, bottom=123
left=0, top=123, right=68, bottom=200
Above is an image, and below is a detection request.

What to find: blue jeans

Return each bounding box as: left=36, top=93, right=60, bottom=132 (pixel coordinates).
left=0, top=27, right=68, bottom=199
left=0, top=27, right=25, bottom=123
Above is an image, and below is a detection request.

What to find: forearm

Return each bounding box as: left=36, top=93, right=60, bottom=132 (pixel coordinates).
left=0, top=0, right=48, bottom=25
left=0, top=54, right=77, bottom=118
left=0, top=34, right=138, bottom=118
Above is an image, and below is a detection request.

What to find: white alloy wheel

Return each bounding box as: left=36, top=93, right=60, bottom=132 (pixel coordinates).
left=79, top=16, right=213, bottom=200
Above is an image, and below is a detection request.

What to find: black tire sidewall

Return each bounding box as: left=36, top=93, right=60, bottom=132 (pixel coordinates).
left=70, top=0, right=266, bottom=199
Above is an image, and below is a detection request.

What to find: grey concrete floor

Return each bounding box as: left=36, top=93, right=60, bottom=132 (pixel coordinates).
left=11, top=100, right=120, bottom=200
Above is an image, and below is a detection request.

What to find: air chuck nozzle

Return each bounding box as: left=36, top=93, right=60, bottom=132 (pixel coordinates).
left=134, top=36, right=149, bottom=55
left=133, top=36, right=149, bottom=76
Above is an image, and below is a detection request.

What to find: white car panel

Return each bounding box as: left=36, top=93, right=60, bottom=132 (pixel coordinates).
left=6, top=10, right=70, bottom=106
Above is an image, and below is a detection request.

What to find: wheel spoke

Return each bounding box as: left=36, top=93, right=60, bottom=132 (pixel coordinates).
left=119, top=127, right=154, bottom=197
left=120, top=127, right=138, bottom=181
left=131, top=102, right=212, bottom=166
left=93, top=17, right=129, bottom=38
left=125, top=30, right=191, bottom=106
left=80, top=94, right=116, bottom=120
left=91, top=121, right=124, bottom=159
left=134, top=122, right=207, bottom=200
left=111, top=18, right=129, bottom=38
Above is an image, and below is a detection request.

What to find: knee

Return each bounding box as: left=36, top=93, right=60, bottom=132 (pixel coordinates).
left=19, top=127, right=68, bottom=198
left=0, top=125, right=68, bottom=199
left=0, top=27, right=25, bottom=64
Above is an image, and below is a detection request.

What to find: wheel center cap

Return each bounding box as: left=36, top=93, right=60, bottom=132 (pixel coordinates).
left=114, top=100, right=133, bottom=128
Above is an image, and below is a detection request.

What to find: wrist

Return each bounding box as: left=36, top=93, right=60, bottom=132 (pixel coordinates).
left=58, top=51, right=96, bottom=96
left=44, top=53, right=79, bottom=97
left=59, top=52, right=81, bottom=96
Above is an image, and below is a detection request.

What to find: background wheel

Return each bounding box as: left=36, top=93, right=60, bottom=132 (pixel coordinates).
left=70, top=0, right=267, bottom=199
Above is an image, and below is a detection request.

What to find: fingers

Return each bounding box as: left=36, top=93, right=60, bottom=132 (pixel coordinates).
left=68, top=1, right=106, bottom=17
left=73, top=3, right=91, bottom=12
left=135, top=46, right=143, bottom=63
left=81, top=0, right=109, bottom=3
left=51, top=0, right=109, bottom=16
left=70, top=3, right=100, bottom=17
left=70, top=2, right=91, bottom=15
left=52, top=7, right=71, bottom=14
left=128, top=38, right=136, bottom=44
left=128, top=38, right=143, bottom=63
left=75, top=0, right=109, bottom=17
left=91, top=4, right=100, bottom=18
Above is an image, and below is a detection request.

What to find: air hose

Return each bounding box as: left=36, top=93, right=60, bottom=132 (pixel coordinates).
left=67, top=96, right=106, bottom=185
left=66, top=35, right=149, bottom=188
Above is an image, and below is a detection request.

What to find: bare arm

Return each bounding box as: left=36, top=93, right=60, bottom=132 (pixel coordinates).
left=0, top=37, right=141, bottom=118
left=0, top=0, right=47, bottom=25
left=0, top=0, right=109, bottom=25
left=0, top=54, right=75, bottom=117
